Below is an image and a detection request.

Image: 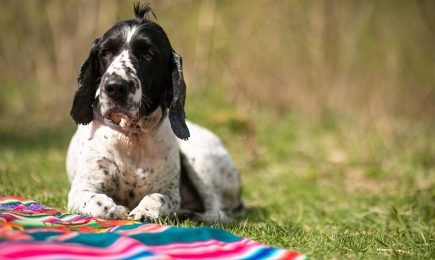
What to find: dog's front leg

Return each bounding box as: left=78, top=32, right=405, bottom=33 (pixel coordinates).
left=68, top=186, right=129, bottom=220
left=128, top=190, right=180, bottom=222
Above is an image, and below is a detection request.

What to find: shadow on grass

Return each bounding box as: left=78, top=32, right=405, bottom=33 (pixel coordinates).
left=234, top=206, right=271, bottom=224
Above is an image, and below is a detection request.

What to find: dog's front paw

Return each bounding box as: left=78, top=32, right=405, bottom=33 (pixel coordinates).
left=127, top=193, right=177, bottom=222
left=83, top=194, right=129, bottom=220
left=127, top=206, right=161, bottom=222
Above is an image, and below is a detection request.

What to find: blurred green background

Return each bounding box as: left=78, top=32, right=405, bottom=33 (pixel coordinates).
left=0, top=0, right=434, bottom=257
left=0, top=0, right=434, bottom=125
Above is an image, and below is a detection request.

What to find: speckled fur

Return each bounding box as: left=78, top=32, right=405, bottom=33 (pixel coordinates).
left=178, top=121, right=243, bottom=223
left=67, top=108, right=181, bottom=221
left=66, top=111, right=243, bottom=223
left=66, top=4, right=243, bottom=223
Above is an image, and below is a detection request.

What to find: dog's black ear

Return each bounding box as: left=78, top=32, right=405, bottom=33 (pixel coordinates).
left=168, top=51, right=190, bottom=140
left=70, top=38, right=102, bottom=125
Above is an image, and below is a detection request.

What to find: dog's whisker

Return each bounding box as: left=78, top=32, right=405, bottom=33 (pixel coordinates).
left=141, top=94, right=152, bottom=109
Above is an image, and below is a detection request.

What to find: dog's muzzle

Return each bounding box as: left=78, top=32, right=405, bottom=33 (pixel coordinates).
left=102, top=75, right=136, bottom=105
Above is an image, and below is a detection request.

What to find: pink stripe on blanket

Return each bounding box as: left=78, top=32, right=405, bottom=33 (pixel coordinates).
left=0, top=237, right=157, bottom=259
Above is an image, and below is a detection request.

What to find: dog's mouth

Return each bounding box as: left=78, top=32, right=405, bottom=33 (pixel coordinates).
left=102, top=110, right=137, bottom=129
left=93, top=95, right=142, bottom=134
left=107, top=112, right=130, bottom=126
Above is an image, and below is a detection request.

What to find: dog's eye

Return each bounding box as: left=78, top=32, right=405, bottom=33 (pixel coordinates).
left=139, top=53, right=153, bottom=63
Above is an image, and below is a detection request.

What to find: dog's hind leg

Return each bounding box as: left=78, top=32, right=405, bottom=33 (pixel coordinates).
left=177, top=122, right=243, bottom=224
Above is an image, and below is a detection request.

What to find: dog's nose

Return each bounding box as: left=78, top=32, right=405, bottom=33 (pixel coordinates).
left=104, top=79, right=129, bottom=103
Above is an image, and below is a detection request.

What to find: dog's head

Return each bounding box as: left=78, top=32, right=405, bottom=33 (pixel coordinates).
left=70, top=3, right=189, bottom=140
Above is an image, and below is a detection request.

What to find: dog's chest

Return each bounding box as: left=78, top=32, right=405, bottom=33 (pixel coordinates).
left=100, top=125, right=180, bottom=209
left=113, top=161, right=162, bottom=209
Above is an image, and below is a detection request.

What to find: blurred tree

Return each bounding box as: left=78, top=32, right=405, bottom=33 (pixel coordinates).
left=0, top=0, right=433, bottom=124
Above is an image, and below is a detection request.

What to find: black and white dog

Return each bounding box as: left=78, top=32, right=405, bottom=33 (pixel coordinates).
left=66, top=3, right=243, bottom=223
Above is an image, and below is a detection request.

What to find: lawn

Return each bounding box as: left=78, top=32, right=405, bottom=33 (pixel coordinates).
left=0, top=90, right=433, bottom=258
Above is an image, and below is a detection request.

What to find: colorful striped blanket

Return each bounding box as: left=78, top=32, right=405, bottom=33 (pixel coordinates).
left=0, top=197, right=304, bottom=259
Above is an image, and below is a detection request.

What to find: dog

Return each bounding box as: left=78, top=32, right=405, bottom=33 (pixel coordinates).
left=66, top=3, right=243, bottom=223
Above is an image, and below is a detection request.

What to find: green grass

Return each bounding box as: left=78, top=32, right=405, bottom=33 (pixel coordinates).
left=0, top=91, right=433, bottom=259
